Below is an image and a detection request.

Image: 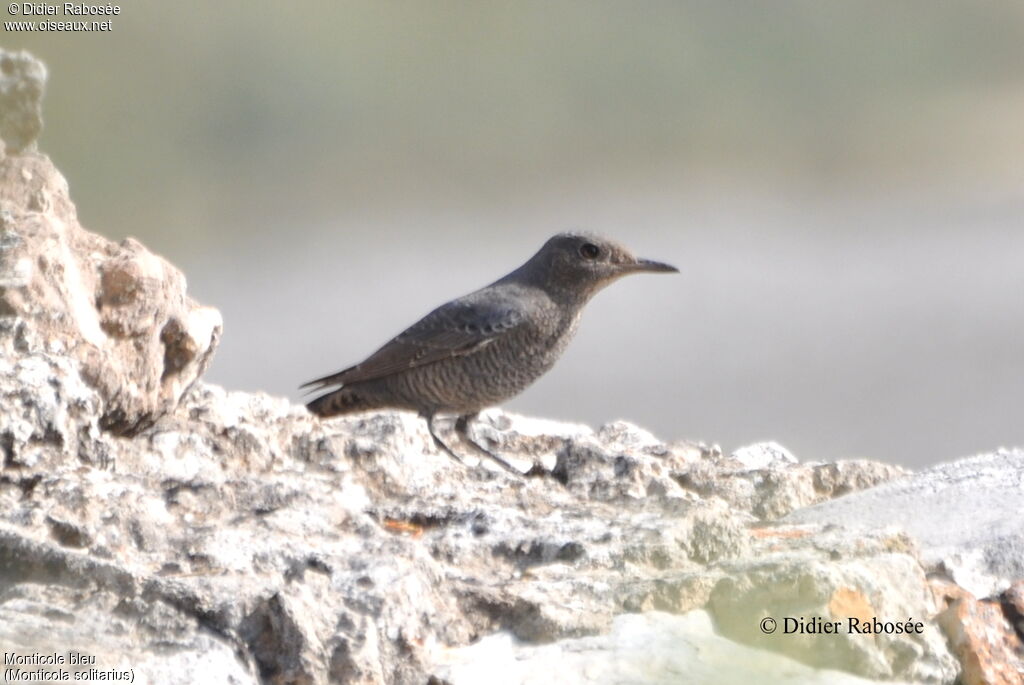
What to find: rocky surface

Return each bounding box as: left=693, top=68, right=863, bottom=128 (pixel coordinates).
left=1, top=48, right=1022, bottom=685
left=787, top=448, right=1024, bottom=599
left=931, top=579, right=1024, bottom=685
left=0, top=145, right=221, bottom=437
left=433, top=610, right=921, bottom=685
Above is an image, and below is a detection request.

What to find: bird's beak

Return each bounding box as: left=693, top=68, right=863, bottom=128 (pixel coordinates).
left=626, top=258, right=679, bottom=274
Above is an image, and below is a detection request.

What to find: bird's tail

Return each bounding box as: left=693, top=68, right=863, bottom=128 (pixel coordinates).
left=306, top=386, right=377, bottom=418
left=300, top=365, right=357, bottom=393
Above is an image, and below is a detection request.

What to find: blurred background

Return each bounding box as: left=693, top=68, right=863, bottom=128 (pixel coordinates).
left=5, top=1, right=1023, bottom=467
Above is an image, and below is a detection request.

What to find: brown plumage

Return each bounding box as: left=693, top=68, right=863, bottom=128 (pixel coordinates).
left=303, top=232, right=677, bottom=470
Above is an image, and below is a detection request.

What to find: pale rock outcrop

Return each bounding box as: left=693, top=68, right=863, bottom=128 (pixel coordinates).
left=1, top=48, right=220, bottom=437
left=0, top=49, right=46, bottom=154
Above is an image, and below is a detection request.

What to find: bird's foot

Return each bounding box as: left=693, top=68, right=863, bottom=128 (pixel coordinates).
left=454, top=414, right=524, bottom=476
left=426, top=413, right=472, bottom=468
left=424, top=412, right=524, bottom=476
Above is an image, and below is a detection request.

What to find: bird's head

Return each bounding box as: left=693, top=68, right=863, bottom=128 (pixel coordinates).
left=515, top=232, right=678, bottom=301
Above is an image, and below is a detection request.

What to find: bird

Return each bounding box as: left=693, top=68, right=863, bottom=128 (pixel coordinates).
left=302, top=232, right=677, bottom=472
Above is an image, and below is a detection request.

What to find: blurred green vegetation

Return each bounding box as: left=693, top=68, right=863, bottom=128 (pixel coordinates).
left=5, top=1, right=1024, bottom=253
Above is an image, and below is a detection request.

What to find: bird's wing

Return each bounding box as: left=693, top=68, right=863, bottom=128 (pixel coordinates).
left=301, top=292, right=531, bottom=390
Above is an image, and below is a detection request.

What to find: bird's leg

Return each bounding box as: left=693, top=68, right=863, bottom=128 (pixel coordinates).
left=425, top=412, right=467, bottom=467
left=454, top=413, right=522, bottom=475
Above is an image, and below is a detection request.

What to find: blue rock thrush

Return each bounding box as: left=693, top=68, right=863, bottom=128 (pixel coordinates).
left=303, top=232, right=677, bottom=471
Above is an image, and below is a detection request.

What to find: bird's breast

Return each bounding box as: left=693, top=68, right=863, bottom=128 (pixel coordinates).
left=382, top=308, right=580, bottom=414
left=461, top=308, right=580, bottom=394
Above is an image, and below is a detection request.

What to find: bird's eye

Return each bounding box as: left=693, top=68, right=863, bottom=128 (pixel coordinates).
left=579, top=243, right=600, bottom=260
